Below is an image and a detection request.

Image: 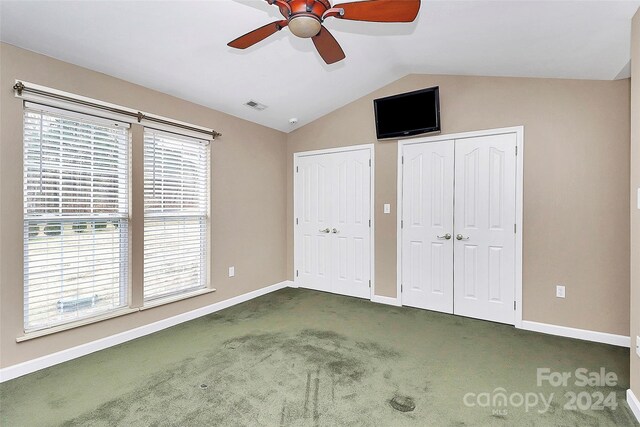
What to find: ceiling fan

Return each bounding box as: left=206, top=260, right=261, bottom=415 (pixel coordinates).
left=228, top=0, right=421, bottom=64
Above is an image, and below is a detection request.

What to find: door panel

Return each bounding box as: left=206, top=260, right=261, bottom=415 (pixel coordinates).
left=454, top=134, right=517, bottom=324
left=294, top=149, right=371, bottom=299
left=401, top=141, right=455, bottom=313
left=295, top=155, right=333, bottom=292
left=332, top=149, right=371, bottom=299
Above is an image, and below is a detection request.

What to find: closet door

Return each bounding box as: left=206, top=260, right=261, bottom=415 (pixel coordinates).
left=331, top=149, right=372, bottom=299
left=453, top=133, right=517, bottom=324
left=295, top=154, right=333, bottom=293
left=401, top=141, right=455, bottom=313
left=294, top=148, right=372, bottom=299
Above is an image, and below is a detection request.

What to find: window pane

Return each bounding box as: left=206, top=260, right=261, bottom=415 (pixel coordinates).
left=23, top=107, right=129, bottom=331
left=24, top=219, right=128, bottom=330
left=144, top=217, right=206, bottom=300
left=143, top=129, right=209, bottom=301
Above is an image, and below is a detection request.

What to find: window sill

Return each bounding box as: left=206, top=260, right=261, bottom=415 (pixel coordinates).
left=140, top=287, right=216, bottom=311
left=17, top=307, right=139, bottom=343
left=15, top=288, right=216, bottom=342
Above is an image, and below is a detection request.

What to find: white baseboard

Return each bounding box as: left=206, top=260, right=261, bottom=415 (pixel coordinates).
left=0, top=280, right=292, bottom=383
left=371, top=295, right=402, bottom=307
left=520, top=320, right=630, bottom=347
left=628, top=389, right=640, bottom=423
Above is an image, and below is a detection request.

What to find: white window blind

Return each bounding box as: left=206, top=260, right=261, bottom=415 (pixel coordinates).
left=23, top=106, right=129, bottom=332
left=144, top=129, right=209, bottom=301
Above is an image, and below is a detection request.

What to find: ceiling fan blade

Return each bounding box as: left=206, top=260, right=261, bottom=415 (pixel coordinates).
left=332, top=0, right=420, bottom=22
left=312, top=26, right=346, bottom=65
left=228, top=20, right=288, bottom=49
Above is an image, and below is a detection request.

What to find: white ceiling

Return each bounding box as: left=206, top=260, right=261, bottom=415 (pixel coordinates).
left=1, top=0, right=638, bottom=132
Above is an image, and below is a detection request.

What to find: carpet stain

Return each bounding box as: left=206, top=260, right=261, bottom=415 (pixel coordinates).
left=55, top=326, right=402, bottom=425
left=390, top=395, right=416, bottom=412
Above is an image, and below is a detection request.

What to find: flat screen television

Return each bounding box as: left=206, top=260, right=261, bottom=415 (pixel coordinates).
left=374, top=86, right=440, bottom=140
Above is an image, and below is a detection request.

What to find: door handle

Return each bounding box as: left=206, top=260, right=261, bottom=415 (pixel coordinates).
left=332, top=228, right=339, bottom=234
left=437, top=233, right=452, bottom=240
left=456, top=234, right=469, bottom=241
left=319, top=228, right=330, bottom=233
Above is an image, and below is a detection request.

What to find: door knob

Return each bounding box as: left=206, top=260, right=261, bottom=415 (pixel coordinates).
left=319, top=228, right=330, bottom=233
left=437, top=233, right=452, bottom=240
left=332, top=228, right=339, bottom=234
left=456, top=234, right=469, bottom=241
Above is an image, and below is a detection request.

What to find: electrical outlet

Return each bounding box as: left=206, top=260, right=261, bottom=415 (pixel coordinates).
left=556, top=285, right=565, bottom=298
left=384, top=204, right=391, bottom=214
left=636, top=336, right=640, bottom=358
left=228, top=266, right=235, bottom=278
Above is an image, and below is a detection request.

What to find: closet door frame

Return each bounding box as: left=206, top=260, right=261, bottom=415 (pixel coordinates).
left=293, top=144, right=375, bottom=301
left=397, top=126, right=524, bottom=327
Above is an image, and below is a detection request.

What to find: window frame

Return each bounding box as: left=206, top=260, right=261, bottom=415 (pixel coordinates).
left=142, top=127, right=211, bottom=305
left=22, top=103, right=132, bottom=333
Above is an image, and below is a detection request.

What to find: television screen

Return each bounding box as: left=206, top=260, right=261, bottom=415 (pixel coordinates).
left=374, top=86, right=440, bottom=140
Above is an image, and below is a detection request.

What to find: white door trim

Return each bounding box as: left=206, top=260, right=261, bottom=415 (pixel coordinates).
left=293, top=144, right=375, bottom=301
left=397, top=126, right=524, bottom=327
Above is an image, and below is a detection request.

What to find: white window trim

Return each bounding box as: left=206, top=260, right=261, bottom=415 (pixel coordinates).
left=17, top=308, right=139, bottom=343
left=142, top=128, right=212, bottom=304
left=141, top=288, right=216, bottom=311
left=23, top=105, right=132, bottom=332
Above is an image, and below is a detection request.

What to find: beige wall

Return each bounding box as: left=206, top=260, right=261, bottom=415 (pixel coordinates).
left=0, top=41, right=634, bottom=371
left=286, top=74, right=631, bottom=336
left=0, top=43, right=288, bottom=368
left=631, top=9, right=640, bottom=399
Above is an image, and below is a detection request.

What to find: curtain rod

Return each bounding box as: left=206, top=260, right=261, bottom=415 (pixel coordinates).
left=13, top=81, right=222, bottom=140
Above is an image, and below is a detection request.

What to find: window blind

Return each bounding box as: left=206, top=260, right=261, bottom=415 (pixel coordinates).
left=23, top=106, right=129, bottom=332
left=143, top=129, right=209, bottom=301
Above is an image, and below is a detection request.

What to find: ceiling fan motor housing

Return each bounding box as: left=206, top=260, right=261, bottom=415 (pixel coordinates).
left=287, top=0, right=331, bottom=38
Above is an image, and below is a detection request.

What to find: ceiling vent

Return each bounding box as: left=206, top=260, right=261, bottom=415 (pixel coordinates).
left=244, top=100, right=268, bottom=111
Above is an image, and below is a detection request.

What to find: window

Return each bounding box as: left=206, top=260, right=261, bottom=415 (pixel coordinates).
left=143, top=129, right=209, bottom=301
left=23, top=106, right=129, bottom=331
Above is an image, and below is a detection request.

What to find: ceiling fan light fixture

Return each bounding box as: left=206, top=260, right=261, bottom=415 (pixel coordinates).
left=288, top=15, right=321, bottom=38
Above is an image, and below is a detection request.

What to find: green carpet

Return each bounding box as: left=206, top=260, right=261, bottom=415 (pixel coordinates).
left=1, top=288, right=637, bottom=426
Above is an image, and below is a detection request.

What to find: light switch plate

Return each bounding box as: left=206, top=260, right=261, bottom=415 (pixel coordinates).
left=228, top=266, right=235, bottom=277
left=556, top=285, right=565, bottom=298
left=384, top=204, right=391, bottom=214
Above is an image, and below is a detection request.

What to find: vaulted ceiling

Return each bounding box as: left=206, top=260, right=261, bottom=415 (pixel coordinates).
left=1, top=0, right=638, bottom=132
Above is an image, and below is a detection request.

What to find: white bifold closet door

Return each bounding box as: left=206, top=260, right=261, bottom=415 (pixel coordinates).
left=401, top=133, right=517, bottom=325
left=295, top=148, right=371, bottom=299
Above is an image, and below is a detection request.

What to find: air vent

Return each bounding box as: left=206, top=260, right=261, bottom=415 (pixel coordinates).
left=244, top=100, right=268, bottom=111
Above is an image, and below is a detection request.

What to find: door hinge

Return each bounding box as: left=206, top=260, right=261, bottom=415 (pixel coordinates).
left=401, top=284, right=403, bottom=292
left=369, top=279, right=371, bottom=288
left=296, top=218, right=299, bottom=225
left=401, top=220, right=404, bottom=229
left=296, top=166, right=299, bottom=173
left=402, top=156, right=404, bottom=164
left=296, top=270, right=299, bottom=277
left=369, top=159, right=371, bottom=167
left=514, top=223, right=516, bottom=234
left=514, top=301, right=516, bottom=310
left=515, top=146, right=518, bottom=156
left=369, top=219, right=371, bottom=227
